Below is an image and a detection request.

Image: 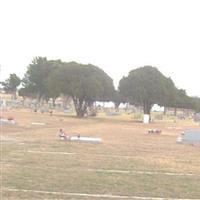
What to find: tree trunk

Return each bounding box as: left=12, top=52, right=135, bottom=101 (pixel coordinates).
left=36, top=92, right=41, bottom=106
left=164, top=107, right=167, bottom=115
left=174, top=107, right=177, bottom=116
left=143, top=101, right=152, bottom=115
left=52, top=98, right=56, bottom=108
left=73, top=97, right=88, bottom=118
left=13, top=91, right=17, bottom=100
left=114, top=102, right=120, bottom=112
left=76, top=109, right=85, bottom=118
left=143, top=101, right=152, bottom=123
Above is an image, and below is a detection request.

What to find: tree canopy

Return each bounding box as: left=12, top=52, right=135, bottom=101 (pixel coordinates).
left=190, top=97, right=200, bottom=113
left=119, top=66, right=177, bottom=121
left=49, top=62, right=115, bottom=117
left=15, top=57, right=199, bottom=120
left=19, top=58, right=114, bottom=116
left=21, top=57, right=61, bottom=101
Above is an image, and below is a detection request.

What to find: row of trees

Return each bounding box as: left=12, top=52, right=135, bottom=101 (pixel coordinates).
left=119, top=67, right=199, bottom=115
left=1, top=57, right=200, bottom=121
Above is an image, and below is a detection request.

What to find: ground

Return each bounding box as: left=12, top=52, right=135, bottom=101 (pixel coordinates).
left=1, top=108, right=200, bottom=200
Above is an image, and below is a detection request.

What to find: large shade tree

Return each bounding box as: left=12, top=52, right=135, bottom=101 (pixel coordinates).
left=1, top=73, right=21, bottom=99
left=119, top=66, right=177, bottom=123
left=21, top=57, right=61, bottom=102
left=50, top=62, right=115, bottom=117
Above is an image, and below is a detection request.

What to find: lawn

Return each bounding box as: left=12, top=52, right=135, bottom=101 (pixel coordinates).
left=1, top=108, right=200, bottom=199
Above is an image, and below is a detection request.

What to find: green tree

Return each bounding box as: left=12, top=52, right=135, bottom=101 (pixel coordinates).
left=1, top=73, right=21, bottom=99
left=52, top=62, right=115, bottom=117
left=112, top=90, right=126, bottom=110
left=190, top=97, right=200, bottom=113
left=164, top=88, right=192, bottom=116
left=21, top=57, right=60, bottom=102
left=173, top=89, right=191, bottom=115
left=45, top=61, right=65, bottom=107
left=18, top=87, right=30, bottom=99
left=119, top=66, right=177, bottom=123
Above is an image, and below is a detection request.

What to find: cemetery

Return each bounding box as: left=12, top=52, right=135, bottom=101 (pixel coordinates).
left=1, top=62, right=200, bottom=199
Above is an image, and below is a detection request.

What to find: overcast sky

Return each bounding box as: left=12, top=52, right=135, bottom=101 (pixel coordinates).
left=0, top=0, right=199, bottom=96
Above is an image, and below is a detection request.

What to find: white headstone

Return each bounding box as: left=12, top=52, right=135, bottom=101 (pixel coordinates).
left=143, top=114, right=150, bottom=124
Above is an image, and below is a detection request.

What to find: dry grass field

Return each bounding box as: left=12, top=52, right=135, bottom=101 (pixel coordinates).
left=1, top=108, right=200, bottom=199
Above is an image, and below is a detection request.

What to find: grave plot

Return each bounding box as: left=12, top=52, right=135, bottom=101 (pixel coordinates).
left=177, top=129, right=200, bottom=144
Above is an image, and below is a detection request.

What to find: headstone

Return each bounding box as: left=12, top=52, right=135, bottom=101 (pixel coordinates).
left=143, top=114, right=150, bottom=124
left=31, top=122, right=45, bottom=126
left=0, top=119, right=16, bottom=125
left=177, top=129, right=200, bottom=144
left=70, top=136, right=102, bottom=144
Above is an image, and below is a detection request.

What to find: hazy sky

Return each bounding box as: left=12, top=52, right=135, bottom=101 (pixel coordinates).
left=0, top=0, right=200, bottom=96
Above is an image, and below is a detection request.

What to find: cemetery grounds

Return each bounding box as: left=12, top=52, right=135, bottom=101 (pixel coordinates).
left=1, top=108, right=200, bottom=200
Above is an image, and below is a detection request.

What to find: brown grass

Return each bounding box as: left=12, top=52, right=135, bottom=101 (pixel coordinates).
left=1, top=108, right=200, bottom=199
